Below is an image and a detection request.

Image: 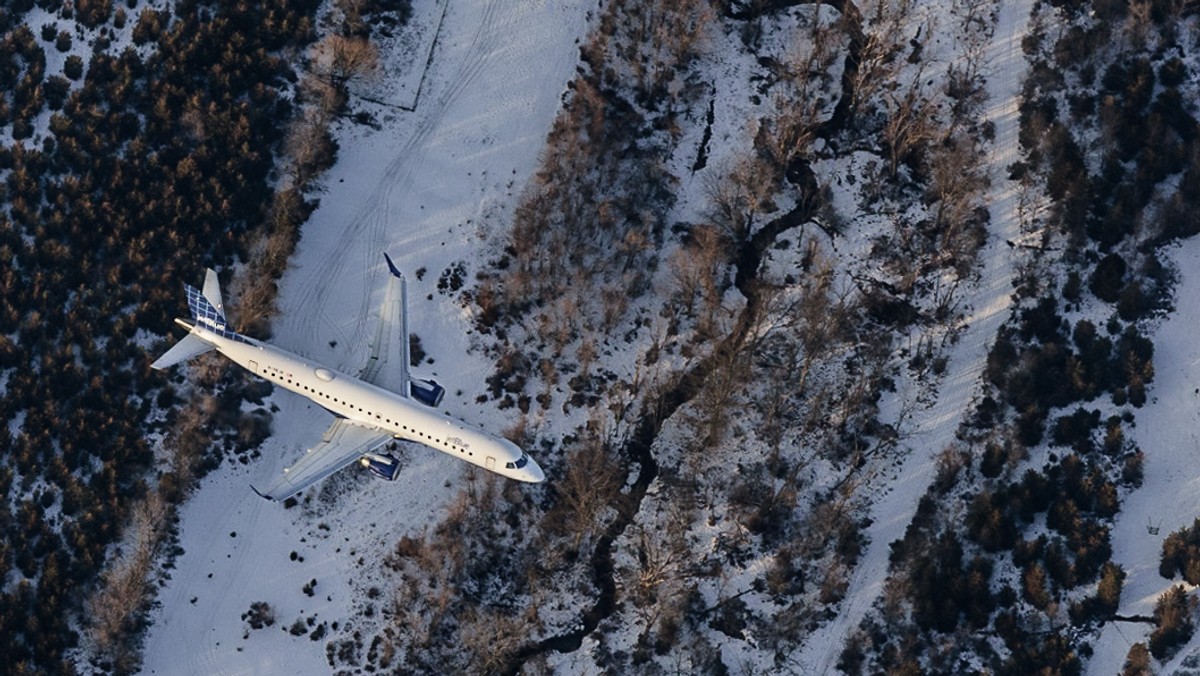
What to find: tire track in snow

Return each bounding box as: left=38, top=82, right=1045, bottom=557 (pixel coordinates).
left=286, top=0, right=507, bottom=352
left=144, top=470, right=268, bottom=676
left=351, top=0, right=504, bottom=325
left=794, top=0, right=1034, bottom=670
left=195, top=482, right=266, bottom=676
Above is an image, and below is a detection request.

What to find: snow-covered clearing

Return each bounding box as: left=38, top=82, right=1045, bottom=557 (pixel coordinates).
left=1089, top=237, right=1200, bottom=673
left=795, top=0, right=1033, bottom=670
left=139, top=1, right=591, bottom=673
left=362, top=0, right=447, bottom=109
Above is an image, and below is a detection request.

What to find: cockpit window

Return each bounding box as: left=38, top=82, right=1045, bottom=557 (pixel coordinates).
left=515, top=453, right=529, bottom=469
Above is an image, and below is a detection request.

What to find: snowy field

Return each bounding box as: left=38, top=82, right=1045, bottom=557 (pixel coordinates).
left=361, top=0, right=448, bottom=109
left=140, top=2, right=591, bottom=672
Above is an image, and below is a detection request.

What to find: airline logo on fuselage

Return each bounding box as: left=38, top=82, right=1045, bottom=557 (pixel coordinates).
left=198, top=315, right=226, bottom=331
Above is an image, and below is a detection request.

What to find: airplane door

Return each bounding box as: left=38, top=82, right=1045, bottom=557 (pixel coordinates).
left=486, top=456, right=495, bottom=470
left=249, top=360, right=258, bottom=373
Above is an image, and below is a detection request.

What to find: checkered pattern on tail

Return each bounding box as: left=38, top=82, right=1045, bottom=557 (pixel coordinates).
left=186, top=283, right=228, bottom=331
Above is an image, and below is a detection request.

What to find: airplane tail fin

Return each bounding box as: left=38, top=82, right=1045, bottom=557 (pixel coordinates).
left=151, top=269, right=225, bottom=370
left=186, top=269, right=228, bottom=331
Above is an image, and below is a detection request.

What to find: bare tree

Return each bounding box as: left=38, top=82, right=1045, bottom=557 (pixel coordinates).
left=460, top=609, right=527, bottom=674
left=625, top=523, right=686, bottom=609
left=334, top=0, right=370, bottom=35
left=283, top=102, right=336, bottom=186
left=752, top=240, right=851, bottom=398
left=668, top=223, right=730, bottom=334
left=1124, top=0, right=1153, bottom=51
left=704, top=154, right=779, bottom=244
left=882, top=79, right=938, bottom=179
left=310, top=34, right=379, bottom=100
left=618, top=0, right=714, bottom=104
left=759, top=95, right=822, bottom=176
left=86, top=491, right=170, bottom=670
left=758, top=18, right=843, bottom=174
left=551, top=431, right=622, bottom=548
left=847, top=15, right=902, bottom=120
left=686, top=335, right=752, bottom=452
left=926, top=133, right=988, bottom=268
left=164, top=393, right=213, bottom=486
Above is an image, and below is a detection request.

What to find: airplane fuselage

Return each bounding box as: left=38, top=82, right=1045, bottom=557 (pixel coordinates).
left=188, top=321, right=542, bottom=483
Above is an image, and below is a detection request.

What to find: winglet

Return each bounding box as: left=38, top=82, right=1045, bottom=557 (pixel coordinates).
left=202, top=269, right=225, bottom=316
left=383, top=252, right=402, bottom=278
left=249, top=484, right=275, bottom=501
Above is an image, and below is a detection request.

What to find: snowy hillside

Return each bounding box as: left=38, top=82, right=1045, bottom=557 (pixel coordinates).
left=142, top=0, right=1200, bottom=672
left=0, top=0, right=1195, bottom=673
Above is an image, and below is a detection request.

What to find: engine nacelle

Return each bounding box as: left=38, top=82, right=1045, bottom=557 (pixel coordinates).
left=360, top=452, right=401, bottom=481
left=409, top=378, right=445, bottom=408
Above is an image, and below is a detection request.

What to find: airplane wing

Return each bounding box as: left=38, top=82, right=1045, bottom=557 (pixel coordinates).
left=253, top=418, right=393, bottom=502
left=358, top=253, right=410, bottom=395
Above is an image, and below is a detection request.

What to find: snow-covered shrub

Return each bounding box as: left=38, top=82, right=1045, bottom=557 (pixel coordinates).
left=242, top=601, right=276, bottom=630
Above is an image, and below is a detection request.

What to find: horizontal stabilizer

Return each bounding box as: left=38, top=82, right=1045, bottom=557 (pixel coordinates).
left=151, top=333, right=215, bottom=370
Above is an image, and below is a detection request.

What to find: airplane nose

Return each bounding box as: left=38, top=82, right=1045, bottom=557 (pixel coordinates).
left=526, top=459, right=545, bottom=483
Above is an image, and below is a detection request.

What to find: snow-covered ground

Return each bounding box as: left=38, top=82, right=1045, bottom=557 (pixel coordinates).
left=139, top=2, right=591, bottom=672
left=795, top=0, right=1034, bottom=670
left=1089, top=237, right=1200, bottom=673
left=362, top=0, right=447, bottom=109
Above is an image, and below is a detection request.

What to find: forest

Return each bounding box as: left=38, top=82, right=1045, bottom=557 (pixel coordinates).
left=845, top=0, right=1200, bottom=672
left=0, top=0, right=325, bottom=672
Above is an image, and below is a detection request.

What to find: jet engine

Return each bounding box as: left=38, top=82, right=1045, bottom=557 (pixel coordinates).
left=360, top=452, right=401, bottom=481
left=409, top=378, right=445, bottom=407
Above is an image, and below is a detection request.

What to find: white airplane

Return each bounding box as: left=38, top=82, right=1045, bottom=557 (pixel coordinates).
left=151, top=253, right=545, bottom=501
